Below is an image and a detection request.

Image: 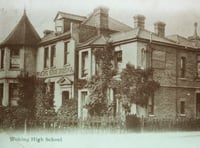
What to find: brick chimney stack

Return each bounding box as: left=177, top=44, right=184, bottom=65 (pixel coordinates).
left=154, top=21, right=166, bottom=37
left=94, top=6, right=109, bottom=30
left=133, top=15, right=145, bottom=29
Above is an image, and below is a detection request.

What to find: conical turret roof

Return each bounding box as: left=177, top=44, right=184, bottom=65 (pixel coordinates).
left=0, top=10, right=40, bottom=47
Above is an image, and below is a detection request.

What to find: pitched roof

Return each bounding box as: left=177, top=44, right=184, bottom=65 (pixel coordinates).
left=40, top=31, right=70, bottom=45
left=54, top=11, right=87, bottom=22
left=109, top=28, right=176, bottom=45
left=108, top=17, right=133, bottom=32
left=0, top=11, right=40, bottom=47
left=167, top=35, right=196, bottom=48
left=82, top=12, right=132, bottom=32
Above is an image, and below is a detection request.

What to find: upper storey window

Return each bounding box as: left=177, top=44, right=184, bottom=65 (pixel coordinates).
left=55, top=19, right=63, bottom=33
left=64, top=42, right=69, bottom=65
left=44, top=47, right=49, bottom=68
left=50, top=45, right=56, bottom=67
left=10, top=48, right=20, bottom=69
left=81, top=51, right=89, bottom=78
left=180, top=56, right=186, bottom=78
left=115, top=50, right=122, bottom=72
left=197, top=55, right=200, bottom=78
left=0, top=49, right=5, bottom=69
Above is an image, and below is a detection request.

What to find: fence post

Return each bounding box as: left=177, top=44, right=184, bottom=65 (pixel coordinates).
left=24, top=119, right=27, bottom=135
left=141, top=117, right=144, bottom=132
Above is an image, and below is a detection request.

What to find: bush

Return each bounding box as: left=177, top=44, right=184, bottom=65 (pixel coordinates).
left=0, top=106, right=30, bottom=129
left=57, top=99, right=78, bottom=121
left=126, top=114, right=141, bottom=131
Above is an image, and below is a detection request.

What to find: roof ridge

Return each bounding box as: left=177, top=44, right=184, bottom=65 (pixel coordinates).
left=58, top=11, right=87, bottom=19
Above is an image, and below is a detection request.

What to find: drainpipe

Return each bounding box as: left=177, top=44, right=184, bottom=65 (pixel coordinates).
left=175, top=48, right=178, bottom=118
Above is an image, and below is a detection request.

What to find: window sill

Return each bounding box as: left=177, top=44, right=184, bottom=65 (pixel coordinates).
left=178, top=78, right=187, bottom=81
left=148, top=114, right=155, bottom=117
left=179, top=114, right=186, bottom=117
left=64, top=64, right=70, bottom=67
left=50, top=66, right=56, bottom=69
left=44, top=67, right=49, bottom=70
left=79, top=76, right=88, bottom=80
left=9, top=68, right=20, bottom=71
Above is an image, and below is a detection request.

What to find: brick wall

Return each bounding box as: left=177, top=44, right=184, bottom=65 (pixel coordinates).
left=154, top=87, right=177, bottom=118
left=151, top=44, right=200, bottom=118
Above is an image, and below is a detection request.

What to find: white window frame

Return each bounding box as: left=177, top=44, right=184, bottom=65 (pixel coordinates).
left=78, top=89, right=89, bottom=118
left=79, top=48, right=91, bottom=79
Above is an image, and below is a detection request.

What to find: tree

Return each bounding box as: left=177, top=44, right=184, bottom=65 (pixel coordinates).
left=18, top=74, right=55, bottom=120
left=85, top=43, right=116, bottom=116
left=17, top=73, right=36, bottom=117
left=119, top=63, right=160, bottom=114
left=34, top=78, right=55, bottom=120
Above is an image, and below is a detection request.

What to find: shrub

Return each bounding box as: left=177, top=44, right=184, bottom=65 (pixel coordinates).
left=57, top=99, right=78, bottom=121
left=126, top=114, right=141, bottom=131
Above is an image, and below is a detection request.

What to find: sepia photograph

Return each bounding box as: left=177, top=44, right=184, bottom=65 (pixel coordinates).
left=0, top=0, right=200, bottom=147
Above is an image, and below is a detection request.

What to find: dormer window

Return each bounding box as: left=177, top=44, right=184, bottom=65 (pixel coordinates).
left=55, top=19, right=63, bottom=33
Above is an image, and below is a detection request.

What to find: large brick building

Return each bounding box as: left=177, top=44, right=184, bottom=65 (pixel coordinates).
left=1, top=7, right=200, bottom=119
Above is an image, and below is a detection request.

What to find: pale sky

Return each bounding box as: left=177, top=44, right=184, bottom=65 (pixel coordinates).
left=0, top=0, right=200, bottom=42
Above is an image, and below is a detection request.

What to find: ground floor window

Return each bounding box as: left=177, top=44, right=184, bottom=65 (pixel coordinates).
left=9, top=83, right=18, bottom=106
left=62, top=91, right=69, bottom=105
left=148, top=94, right=154, bottom=115
left=180, top=101, right=185, bottom=115
left=0, top=83, right=3, bottom=106
left=80, top=91, right=88, bottom=119
left=196, top=93, right=200, bottom=118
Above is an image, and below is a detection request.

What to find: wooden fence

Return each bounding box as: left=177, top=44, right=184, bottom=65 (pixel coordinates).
left=141, top=118, right=200, bottom=131
left=1, top=117, right=200, bottom=132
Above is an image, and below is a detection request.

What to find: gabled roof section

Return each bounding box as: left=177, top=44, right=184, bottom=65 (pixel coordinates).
left=54, top=11, right=87, bottom=22
left=77, top=35, right=109, bottom=48
left=57, top=76, right=73, bottom=86
left=0, top=10, right=40, bottom=47
left=82, top=12, right=132, bottom=32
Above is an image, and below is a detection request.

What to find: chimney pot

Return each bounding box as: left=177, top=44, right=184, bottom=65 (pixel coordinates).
left=154, top=21, right=166, bottom=37
left=133, top=14, right=145, bottom=29
left=43, top=30, right=53, bottom=37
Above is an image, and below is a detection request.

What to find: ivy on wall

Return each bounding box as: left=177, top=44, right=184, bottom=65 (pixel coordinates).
left=83, top=43, right=160, bottom=116
left=85, top=43, right=116, bottom=116
left=120, top=63, right=160, bottom=106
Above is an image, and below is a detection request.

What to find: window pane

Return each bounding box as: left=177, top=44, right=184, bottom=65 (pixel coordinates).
left=64, top=42, right=68, bottom=65
left=197, top=55, right=200, bottom=61
left=180, top=101, right=185, bottom=114
left=81, top=51, right=89, bottom=77
left=197, top=62, right=200, bottom=77
left=0, top=49, right=4, bottom=68
left=50, top=45, right=56, bottom=67
left=44, top=47, right=49, bottom=68
left=10, top=49, right=20, bottom=57
left=180, top=57, right=186, bottom=78
left=81, top=91, right=88, bottom=106
left=0, top=83, right=3, bottom=106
